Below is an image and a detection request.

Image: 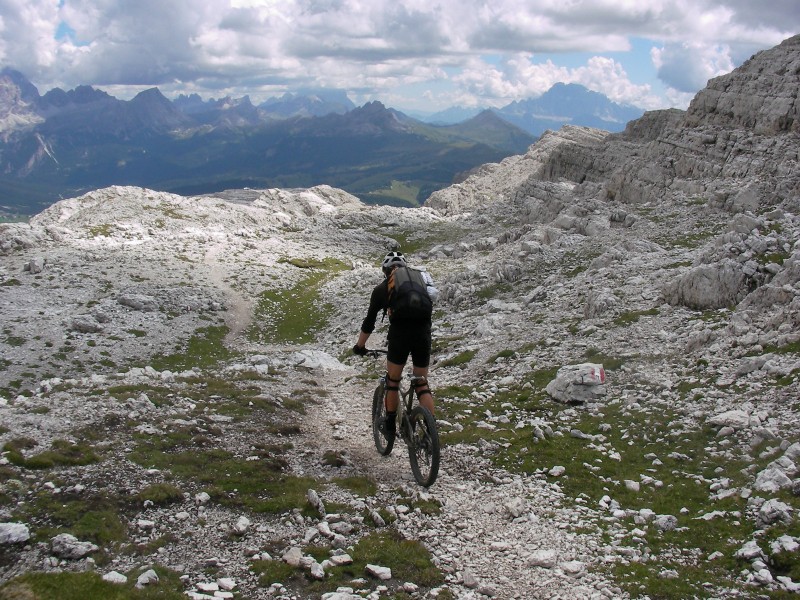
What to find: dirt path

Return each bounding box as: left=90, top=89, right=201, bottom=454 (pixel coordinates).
left=310, top=368, right=421, bottom=488
left=204, top=242, right=255, bottom=343
left=297, top=365, right=624, bottom=599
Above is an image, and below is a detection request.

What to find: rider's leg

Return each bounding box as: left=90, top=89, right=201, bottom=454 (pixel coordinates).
left=385, top=360, right=404, bottom=413
left=384, top=360, right=404, bottom=434
left=410, top=327, right=434, bottom=415
left=412, top=365, right=434, bottom=414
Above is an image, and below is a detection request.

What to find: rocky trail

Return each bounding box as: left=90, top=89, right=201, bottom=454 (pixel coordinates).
left=290, top=362, right=624, bottom=599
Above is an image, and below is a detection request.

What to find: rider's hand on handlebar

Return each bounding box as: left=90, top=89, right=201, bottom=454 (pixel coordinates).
left=352, top=344, right=368, bottom=356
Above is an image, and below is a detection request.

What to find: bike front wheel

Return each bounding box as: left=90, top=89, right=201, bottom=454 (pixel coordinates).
left=372, top=382, right=394, bottom=456
left=407, top=406, right=440, bottom=487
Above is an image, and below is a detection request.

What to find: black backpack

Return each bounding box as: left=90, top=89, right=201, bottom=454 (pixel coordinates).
left=387, top=266, right=433, bottom=321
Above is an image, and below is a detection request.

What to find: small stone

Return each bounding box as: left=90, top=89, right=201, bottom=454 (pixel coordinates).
left=0, top=523, right=30, bottom=545
left=463, top=570, right=480, bottom=588
left=102, top=571, right=127, bottom=584
left=282, top=547, right=304, bottom=567
left=365, top=564, right=392, bottom=580
left=135, top=569, right=159, bottom=589
left=217, top=578, right=236, bottom=591
left=310, top=561, right=325, bottom=580
left=231, top=516, right=250, bottom=535
left=528, top=549, right=558, bottom=568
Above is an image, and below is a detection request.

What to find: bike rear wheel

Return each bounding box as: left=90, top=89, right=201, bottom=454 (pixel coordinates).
left=372, top=382, right=394, bottom=456
left=407, top=406, right=440, bottom=487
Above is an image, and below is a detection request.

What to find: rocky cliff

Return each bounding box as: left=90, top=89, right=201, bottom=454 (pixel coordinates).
left=0, top=36, right=798, bottom=600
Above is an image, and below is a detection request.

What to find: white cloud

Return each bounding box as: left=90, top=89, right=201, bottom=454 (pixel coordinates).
left=0, top=0, right=797, bottom=110
left=651, top=42, right=735, bottom=93
left=0, top=0, right=62, bottom=70
left=451, top=54, right=664, bottom=110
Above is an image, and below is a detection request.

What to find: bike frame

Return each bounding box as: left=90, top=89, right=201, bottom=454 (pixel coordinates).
left=378, top=371, right=425, bottom=442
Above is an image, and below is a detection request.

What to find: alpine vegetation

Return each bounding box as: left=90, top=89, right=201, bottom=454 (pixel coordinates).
left=0, top=35, right=799, bottom=600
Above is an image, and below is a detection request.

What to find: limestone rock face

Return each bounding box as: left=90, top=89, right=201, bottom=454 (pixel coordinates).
left=605, top=35, right=800, bottom=210
left=685, top=35, right=800, bottom=135
left=425, top=126, right=609, bottom=216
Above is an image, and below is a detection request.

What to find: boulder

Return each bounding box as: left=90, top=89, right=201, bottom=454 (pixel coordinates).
left=707, top=409, right=752, bottom=430
left=135, top=569, right=159, bottom=589
left=528, top=549, right=558, bottom=568
left=754, top=467, right=794, bottom=493
left=757, top=499, right=793, bottom=527
left=365, top=564, right=392, bottom=580
left=118, top=293, right=159, bottom=312
left=545, top=363, right=607, bottom=404
left=735, top=540, right=765, bottom=561
left=50, top=533, right=98, bottom=559
left=0, top=523, right=30, bottom=545
left=584, top=288, right=618, bottom=319
left=289, top=350, right=348, bottom=371
left=663, top=259, right=748, bottom=309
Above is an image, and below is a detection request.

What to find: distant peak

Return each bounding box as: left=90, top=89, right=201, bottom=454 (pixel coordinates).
left=133, top=88, right=168, bottom=101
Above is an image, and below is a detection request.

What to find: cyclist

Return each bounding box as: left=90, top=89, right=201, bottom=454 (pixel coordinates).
left=353, top=251, right=436, bottom=441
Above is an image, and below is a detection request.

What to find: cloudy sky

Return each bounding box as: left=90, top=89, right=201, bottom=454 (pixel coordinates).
left=0, top=0, right=797, bottom=114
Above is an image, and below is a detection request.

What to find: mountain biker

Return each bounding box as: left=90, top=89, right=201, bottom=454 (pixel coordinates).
left=353, top=251, right=436, bottom=441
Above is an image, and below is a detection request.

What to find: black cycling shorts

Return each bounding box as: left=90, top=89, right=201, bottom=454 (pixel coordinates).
left=387, top=322, right=432, bottom=368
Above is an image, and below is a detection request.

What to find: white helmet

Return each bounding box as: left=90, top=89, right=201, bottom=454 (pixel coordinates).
left=382, top=251, right=406, bottom=275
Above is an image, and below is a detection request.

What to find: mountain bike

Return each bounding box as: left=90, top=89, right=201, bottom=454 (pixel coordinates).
left=364, top=349, right=440, bottom=487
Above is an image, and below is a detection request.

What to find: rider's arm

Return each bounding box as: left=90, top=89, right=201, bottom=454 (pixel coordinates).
left=359, top=281, right=387, bottom=335
left=355, top=281, right=387, bottom=352
left=356, top=330, right=370, bottom=348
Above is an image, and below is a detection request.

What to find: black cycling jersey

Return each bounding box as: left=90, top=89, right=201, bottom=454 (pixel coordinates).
left=361, top=277, right=432, bottom=368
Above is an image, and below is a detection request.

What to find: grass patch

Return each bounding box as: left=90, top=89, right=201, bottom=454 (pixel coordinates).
left=88, top=224, right=115, bottom=237
left=488, top=349, right=516, bottom=363
left=150, top=325, right=235, bottom=372
left=0, top=568, right=185, bottom=599
left=135, top=483, right=184, bottom=506
left=14, top=491, right=127, bottom=546
left=252, top=529, right=444, bottom=596
left=128, top=434, right=315, bottom=514
left=438, top=349, right=477, bottom=368
left=367, top=180, right=422, bottom=206
left=436, top=385, right=474, bottom=400
left=583, top=348, right=626, bottom=371
left=4, top=335, right=26, bottom=347
left=475, top=282, right=512, bottom=301
left=667, top=228, right=720, bottom=249
left=368, top=222, right=471, bottom=258
left=761, top=339, right=800, bottom=355
left=330, top=476, right=378, bottom=497
left=248, top=259, right=349, bottom=344
left=613, top=307, right=659, bottom=326
left=761, top=251, right=790, bottom=266
left=3, top=438, right=100, bottom=470
left=279, top=257, right=344, bottom=269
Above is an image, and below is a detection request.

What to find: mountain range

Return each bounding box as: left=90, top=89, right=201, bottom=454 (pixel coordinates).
left=0, top=69, right=643, bottom=217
